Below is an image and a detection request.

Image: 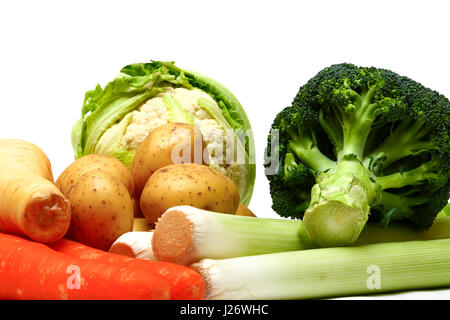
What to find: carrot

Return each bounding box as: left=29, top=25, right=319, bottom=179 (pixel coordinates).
left=0, top=139, right=71, bottom=242
left=49, top=238, right=205, bottom=300
left=0, top=232, right=170, bottom=300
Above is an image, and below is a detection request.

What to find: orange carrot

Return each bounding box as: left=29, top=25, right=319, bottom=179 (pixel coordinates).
left=0, top=232, right=170, bottom=300
left=49, top=238, right=205, bottom=300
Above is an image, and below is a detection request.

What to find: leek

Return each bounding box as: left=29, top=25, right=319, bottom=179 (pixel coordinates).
left=191, top=239, right=450, bottom=300
left=152, top=206, right=450, bottom=265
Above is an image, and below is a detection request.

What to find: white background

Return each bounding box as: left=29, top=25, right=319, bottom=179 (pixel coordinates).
left=1, top=0, right=449, bottom=299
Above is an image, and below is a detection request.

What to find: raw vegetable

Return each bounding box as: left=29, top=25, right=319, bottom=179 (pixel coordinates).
left=265, top=63, right=450, bottom=247
left=49, top=237, right=205, bottom=300
left=0, top=232, right=170, bottom=300
left=71, top=61, right=256, bottom=206
left=140, top=163, right=240, bottom=223
left=0, top=139, right=71, bottom=242
left=109, top=231, right=155, bottom=260
left=191, top=238, right=450, bottom=300
left=130, top=122, right=206, bottom=200
left=152, top=206, right=310, bottom=265
left=65, top=169, right=134, bottom=251
left=152, top=206, right=450, bottom=265
left=56, top=154, right=134, bottom=197
left=235, top=203, right=256, bottom=217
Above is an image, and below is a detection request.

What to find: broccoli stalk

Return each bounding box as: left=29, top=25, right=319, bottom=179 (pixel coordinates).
left=266, top=63, right=450, bottom=247
left=303, top=160, right=374, bottom=246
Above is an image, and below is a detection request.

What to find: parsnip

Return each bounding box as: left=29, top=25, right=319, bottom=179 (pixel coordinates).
left=0, top=139, right=71, bottom=242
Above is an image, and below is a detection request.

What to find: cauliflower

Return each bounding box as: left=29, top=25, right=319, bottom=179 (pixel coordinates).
left=74, top=61, right=255, bottom=206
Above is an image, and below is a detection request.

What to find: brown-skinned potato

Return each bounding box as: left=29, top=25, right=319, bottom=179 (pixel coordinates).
left=140, top=163, right=240, bottom=224
left=56, top=154, right=134, bottom=197
left=235, top=203, right=256, bottom=217
left=66, top=169, right=133, bottom=251
left=130, top=122, right=207, bottom=201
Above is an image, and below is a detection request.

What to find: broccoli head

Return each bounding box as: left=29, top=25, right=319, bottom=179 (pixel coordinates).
left=265, top=63, right=450, bottom=247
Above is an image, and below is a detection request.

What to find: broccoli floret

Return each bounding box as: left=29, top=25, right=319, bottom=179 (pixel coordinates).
left=265, top=63, right=450, bottom=247
left=269, top=184, right=311, bottom=219
left=267, top=153, right=315, bottom=219
left=282, top=153, right=315, bottom=187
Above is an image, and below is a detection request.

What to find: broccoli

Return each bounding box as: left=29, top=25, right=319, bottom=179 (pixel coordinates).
left=265, top=63, right=450, bottom=247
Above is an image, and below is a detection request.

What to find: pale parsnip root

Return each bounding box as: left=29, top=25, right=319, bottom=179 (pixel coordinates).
left=0, top=139, right=71, bottom=242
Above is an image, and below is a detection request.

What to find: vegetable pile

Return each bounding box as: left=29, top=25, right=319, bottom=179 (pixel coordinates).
left=0, top=61, right=450, bottom=301
left=0, top=140, right=205, bottom=300
left=0, top=60, right=255, bottom=300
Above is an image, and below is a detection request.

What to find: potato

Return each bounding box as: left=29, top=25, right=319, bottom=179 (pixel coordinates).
left=235, top=203, right=257, bottom=217
left=66, top=169, right=134, bottom=251
left=56, top=154, right=134, bottom=197
left=130, top=123, right=206, bottom=200
left=140, top=163, right=240, bottom=223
